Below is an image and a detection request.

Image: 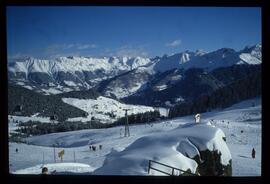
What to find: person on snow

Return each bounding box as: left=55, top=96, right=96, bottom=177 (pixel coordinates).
left=252, top=148, right=256, bottom=159
left=15, top=148, right=18, bottom=153
left=194, top=114, right=201, bottom=123
left=41, top=167, right=48, bottom=174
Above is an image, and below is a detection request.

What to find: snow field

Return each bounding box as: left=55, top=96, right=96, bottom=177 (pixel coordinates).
left=9, top=97, right=261, bottom=176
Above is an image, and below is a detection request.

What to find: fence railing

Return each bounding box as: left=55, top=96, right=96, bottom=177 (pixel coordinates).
left=148, top=160, right=198, bottom=176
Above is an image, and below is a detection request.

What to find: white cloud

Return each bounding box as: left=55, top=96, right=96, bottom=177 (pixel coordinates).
left=41, top=43, right=97, bottom=58
left=105, top=45, right=148, bottom=58
left=8, top=53, right=33, bottom=60
left=166, top=39, right=181, bottom=47
left=9, top=43, right=97, bottom=60
left=47, top=52, right=81, bottom=59
left=76, top=44, right=97, bottom=50
left=46, top=43, right=97, bottom=51
left=65, top=44, right=75, bottom=49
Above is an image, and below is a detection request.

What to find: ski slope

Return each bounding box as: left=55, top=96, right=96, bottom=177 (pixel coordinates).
left=9, top=97, right=261, bottom=176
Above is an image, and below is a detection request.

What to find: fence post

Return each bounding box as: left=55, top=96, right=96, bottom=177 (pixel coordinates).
left=148, top=160, right=151, bottom=174
left=53, top=144, right=56, bottom=163
left=42, top=152, right=45, bottom=165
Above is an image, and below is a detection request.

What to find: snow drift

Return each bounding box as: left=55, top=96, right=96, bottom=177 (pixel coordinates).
left=14, top=162, right=95, bottom=174
left=93, top=122, right=232, bottom=176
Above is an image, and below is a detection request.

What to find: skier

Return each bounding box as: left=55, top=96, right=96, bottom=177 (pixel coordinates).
left=252, top=148, right=256, bottom=159
left=15, top=148, right=18, bottom=153
left=99, top=145, right=102, bottom=150
left=194, top=114, right=201, bottom=123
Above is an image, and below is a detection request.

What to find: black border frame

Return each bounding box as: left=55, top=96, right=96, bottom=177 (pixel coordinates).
left=1, top=0, right=268, bottom=184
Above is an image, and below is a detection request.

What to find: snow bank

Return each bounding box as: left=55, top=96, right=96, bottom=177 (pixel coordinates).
left=13, top=162, right=95, bottom=174
left=93, top=122, right=231, bottom=175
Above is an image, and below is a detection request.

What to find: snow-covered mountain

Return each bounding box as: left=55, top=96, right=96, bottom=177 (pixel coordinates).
left=8, top=56, right=152, bottom=94
left=8, top=44, right=261, bottom=95
left=97, top=65, right=156, bottom=98
left=97, top=44, right=261, bottom=99
left=152, top=44, right=261, bottom=72
left=9, top=56, right=151, bottom=76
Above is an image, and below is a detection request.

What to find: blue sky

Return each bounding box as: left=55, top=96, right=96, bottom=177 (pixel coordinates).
left=7, top=6, right=261, bottom=59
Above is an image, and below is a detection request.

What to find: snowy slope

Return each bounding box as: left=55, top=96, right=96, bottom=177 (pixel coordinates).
left=9, top=97, right=261, bottom=176
left=102, top=66, right=155, bottom=98
left=62, top=96, right=167, bottom=123
left=10, top=120, right=181, bottom=173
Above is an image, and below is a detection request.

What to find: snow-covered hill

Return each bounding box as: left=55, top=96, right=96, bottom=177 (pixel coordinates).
left=9, top=97, right=261, bottom=176
left=8, top=95, right=168, bottom=136
left=62, top=96, right=167, bottom=123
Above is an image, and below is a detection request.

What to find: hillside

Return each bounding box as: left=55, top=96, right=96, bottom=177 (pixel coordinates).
left=8, top=85, right=87, bottom=121
left=122, top=64, right=261, bottom=107
left=61, top=96, right=167, bottom=123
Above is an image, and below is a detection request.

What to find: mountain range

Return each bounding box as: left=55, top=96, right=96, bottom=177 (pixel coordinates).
left=8, top=44, right=261, bottom=107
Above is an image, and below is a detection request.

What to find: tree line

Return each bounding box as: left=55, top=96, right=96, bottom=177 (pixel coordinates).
left=169, top=69, right=261, bottom=118
left=113, top=110, right=161, bottom=126
left=15, top=120, right=112, bottom=136
left=12, top=110, right=162, bottom=138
